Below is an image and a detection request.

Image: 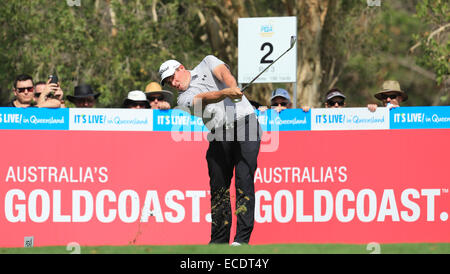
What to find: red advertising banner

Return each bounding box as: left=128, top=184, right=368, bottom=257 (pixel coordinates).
left=1, top=129, right=449, bottom=247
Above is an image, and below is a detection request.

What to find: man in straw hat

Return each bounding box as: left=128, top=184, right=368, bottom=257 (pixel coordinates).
left=368, top=80, right=408, bottom=112
left=144, top=82, right=173, bottom=110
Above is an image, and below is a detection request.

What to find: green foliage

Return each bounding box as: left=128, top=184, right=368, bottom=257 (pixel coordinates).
left=413, top=0, right=449, bottom=86
left=0, top=0, right=212, bottom=107
left=0, top=0, right=447, bottom=107
left=332, top=1, right=445, bottom=107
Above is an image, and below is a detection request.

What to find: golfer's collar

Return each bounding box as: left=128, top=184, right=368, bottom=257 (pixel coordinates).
left=178, top=70, right=197, bottom=94
left=190, top=69, right=199, bottom=80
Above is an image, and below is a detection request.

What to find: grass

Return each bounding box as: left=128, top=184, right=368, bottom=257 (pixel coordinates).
left=0, top=243, right=449, bottom=254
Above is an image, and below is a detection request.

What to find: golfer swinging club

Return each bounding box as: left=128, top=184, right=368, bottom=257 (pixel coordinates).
left=159, top=55, right=261, bottom=245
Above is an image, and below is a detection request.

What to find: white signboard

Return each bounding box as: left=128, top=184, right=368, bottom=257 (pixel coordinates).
left=69, top=108, right=153, bottom=131
left=238, top=16, right=297, bottom=84
left=311, top=108, right=390, bottom=131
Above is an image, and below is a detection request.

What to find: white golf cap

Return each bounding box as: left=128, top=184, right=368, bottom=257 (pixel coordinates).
left=159, top=59, right=181, bottom=86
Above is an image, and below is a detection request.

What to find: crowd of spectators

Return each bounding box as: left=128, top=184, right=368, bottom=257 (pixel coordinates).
left=2, top=73, right=407, bottom=112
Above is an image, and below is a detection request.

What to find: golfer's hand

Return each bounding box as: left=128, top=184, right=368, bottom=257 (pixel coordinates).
left=223, top=87, right=243, bottom=100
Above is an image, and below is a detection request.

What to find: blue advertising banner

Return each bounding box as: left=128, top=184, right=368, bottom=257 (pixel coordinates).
left=152, top=109, right=208, bottom=132
left=390, top=106, right=450, bottom=129
left=0, top=106, right=449, bottom=132
left=152, top=109, right=310, bottom=132
left=0, top=107, right=68, bottom=130
left=256, top=109, right=310, bottom=131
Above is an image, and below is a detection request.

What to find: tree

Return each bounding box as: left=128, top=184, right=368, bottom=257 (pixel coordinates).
left=411, top=0, right=449, bottom=105
left=0, top=0, right=446, bottom=107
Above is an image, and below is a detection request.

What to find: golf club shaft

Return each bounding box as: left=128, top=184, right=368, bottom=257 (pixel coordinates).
left=241, top=46, right=293, bottom=93
left=232, top=36, right=296, bottom=103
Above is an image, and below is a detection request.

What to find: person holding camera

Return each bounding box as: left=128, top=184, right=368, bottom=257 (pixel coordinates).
left=34, top=75, right=65, bottom=108
left=4, top=74, right=63, bottom=108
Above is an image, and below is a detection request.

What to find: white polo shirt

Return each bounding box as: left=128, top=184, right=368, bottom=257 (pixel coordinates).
left=177, top=55, right=255, bottom=131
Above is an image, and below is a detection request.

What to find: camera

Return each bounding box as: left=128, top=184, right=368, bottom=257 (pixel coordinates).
left=49, top=75, right=58, bottom=84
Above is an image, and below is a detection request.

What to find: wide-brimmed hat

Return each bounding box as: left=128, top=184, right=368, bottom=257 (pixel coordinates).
left=375, top=80, right=408, bottom=102
left=144, top=82, right=173, bottom=103
left=123, top=90, right=150, bottom=108
left=67, top=84, right=100, bottom=103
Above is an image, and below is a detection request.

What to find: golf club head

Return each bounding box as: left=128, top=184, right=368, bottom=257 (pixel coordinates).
left=290, top=35, right=297, bottom=49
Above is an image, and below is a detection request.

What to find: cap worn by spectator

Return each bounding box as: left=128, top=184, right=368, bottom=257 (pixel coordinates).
left=325, top=88, right=346, bottom=108
left=268, top=88, right=292, bottom=112
left=326, top=89, right=346, bottom=101
left=270, top=88, right=291, bottom=102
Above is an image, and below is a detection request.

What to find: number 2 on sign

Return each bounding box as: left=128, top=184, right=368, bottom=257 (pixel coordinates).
left=260, top=42, right=274, bottom=64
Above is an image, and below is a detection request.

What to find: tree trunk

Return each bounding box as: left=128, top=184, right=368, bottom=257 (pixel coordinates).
left=296, top=0, right=330, bottom=107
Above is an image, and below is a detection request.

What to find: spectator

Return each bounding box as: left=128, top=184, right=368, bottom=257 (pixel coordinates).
left=259, top=88, right=310, bottom=112
left=269, top=88, right=292, bottom=112
left=122, top=90, right=150, bottom=109
left=5, top=74, right=36, bottom=107
left=368, top=80, right=408, bottom=112
left=325, top=88, right=346, bottom=108
left=34, top=81, right=47, bottom=99
left=66, top=84, right=100, bottom=108
left=258, top=88, right=292, bottom=113
left=144, top=82, right=173, bottom=110
left=34, top=78, right=65, bottom=108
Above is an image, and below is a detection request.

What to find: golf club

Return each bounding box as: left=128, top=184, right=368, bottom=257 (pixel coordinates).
left=233, top=35, right=297, bottom=103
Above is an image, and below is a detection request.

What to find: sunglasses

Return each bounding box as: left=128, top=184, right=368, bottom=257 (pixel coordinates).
left=148, top=96, right=164, bottom=102
left=271, top=102, right=288, bottom=107
left=381, top=94, right=398, bottom=100
left=16, top=87, right=34, bottom=93
left=327, top=100, right=345, bottom=106
left=34, top=93, right=41, bottom=98
left=129, top=102, right=149, bottom=108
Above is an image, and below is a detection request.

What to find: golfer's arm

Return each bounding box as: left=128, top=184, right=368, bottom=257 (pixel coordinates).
left=192, top=91, right=227, bottom=108
left=192, top=64, right=235, bottom=107
left=213, top=64, right=237, bottom=88
left=191, top=64, right=239, bottom=108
